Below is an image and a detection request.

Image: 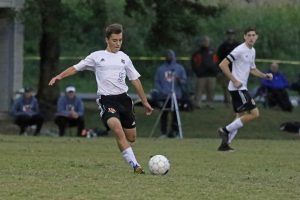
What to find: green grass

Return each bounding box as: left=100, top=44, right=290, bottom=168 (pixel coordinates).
left=0, top=136, right=300, bottom=200
left=1, top=103, right=300, bottom=199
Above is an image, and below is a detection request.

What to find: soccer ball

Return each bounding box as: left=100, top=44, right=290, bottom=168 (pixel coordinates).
left=148, top=155, right=170, bottom=175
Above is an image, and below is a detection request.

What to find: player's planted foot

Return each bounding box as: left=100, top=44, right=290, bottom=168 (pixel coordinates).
left=134, top=165, right=145, bottom=174
left=217, top=143, right=235, bottom=152
left=218, top=127, right=229, bottom=144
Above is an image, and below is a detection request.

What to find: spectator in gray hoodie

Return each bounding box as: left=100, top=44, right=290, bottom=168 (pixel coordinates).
left=154, top=50, right=187, bottom=138
left=54, top=86, right=85, bottom=137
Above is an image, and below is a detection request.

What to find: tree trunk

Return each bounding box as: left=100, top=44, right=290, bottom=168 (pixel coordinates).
left=36, top=0, right=62, bottom=120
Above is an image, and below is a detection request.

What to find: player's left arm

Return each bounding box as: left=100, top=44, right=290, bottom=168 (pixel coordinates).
left=49, top=66, right=77, bottom=86
left=250, top=68, right=273, bottom=80
left=131, top=79, right=154, bottom=115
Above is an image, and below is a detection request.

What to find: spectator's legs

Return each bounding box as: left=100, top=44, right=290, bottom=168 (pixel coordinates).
left=14, top=115, right=31, bottom=135
left=206, top=77, right=216, bottom=107
left=171, top=110, right=179, bottom=136
left=76, top=117, right=85, bottom=136
left=217, top=73, right=231, bottom=105
left=55, top=116, right=68, bottom=136
left=30, top=114, right=44, bottom=135
left=160, top=110, right=168, bottom=135
left=159, top=99, right=171, bottom=136
left=274, top=89, right=293, bottom=112
left=67, top=117, right=85, bottom=137
left=194, top=77, right=205, bottom=108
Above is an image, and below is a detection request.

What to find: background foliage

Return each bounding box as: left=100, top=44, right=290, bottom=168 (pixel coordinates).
left=20, top=0, right=300, bottom=105
left=23, top=0, right=300, bottom=58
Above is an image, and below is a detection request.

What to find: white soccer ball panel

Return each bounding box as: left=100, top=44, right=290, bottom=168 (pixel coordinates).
left=148, top=155, right=170, bottom=175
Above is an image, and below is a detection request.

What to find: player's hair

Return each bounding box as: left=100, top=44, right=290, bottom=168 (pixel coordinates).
left=105, top=23, right=123, bottom=38
left=244, top=26, right=257, bottom=35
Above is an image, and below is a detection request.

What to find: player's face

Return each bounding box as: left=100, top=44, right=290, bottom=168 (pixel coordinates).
left=244, top=31, right=258, bottom=47
left=106, top=33, right=123, bottom=53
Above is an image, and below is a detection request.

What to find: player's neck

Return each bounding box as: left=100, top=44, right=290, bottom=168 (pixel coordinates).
left=245, top=42, right=253, bottom=49
left=105, top=47, right=118, bottom=53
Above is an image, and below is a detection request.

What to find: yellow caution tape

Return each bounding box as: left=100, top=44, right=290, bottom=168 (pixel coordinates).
left=24, top=56, right=300, bottom=65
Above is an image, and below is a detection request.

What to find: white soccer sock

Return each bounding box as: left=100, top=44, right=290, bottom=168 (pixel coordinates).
left=122, top=147, right=140, bottom=168
left=226, top=118, right=243, bottom=132
left=228, top=129, right=238, bottom=144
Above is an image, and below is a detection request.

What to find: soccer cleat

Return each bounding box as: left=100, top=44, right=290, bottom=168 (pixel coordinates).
left=217, top=143, right=235, bottom=152
left=134, top=166, right=145, bottom=174
left=218, top=127, right=229, bottom=145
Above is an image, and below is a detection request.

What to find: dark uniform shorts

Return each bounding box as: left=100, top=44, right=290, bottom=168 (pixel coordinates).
left=230, top=90, right=256, bottom=113
left=96, top=93, right=136, bottom=129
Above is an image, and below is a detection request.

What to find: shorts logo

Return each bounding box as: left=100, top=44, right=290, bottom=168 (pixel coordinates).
left=108, top=107, right=116, bottom=113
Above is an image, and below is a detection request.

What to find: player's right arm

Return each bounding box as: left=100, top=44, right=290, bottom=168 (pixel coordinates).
left=48, top=66, right=77, bottom=86
left=219, top=58, right=242, bottom=89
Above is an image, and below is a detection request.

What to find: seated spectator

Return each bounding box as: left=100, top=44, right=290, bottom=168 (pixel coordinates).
left=55, top=86, right=85, bottom=136
left=259, top=62, right=293, bottom=112
left=11, top=87, right=44, bottom=135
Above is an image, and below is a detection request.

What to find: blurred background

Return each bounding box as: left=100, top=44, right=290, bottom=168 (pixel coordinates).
left=1, top=0, right=300, bottom=119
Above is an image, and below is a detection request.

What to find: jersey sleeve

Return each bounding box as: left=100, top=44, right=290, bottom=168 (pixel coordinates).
left=125, top=57, right=141, bottom=80
left=226, top=46, right=241, bottom=64
left=73, top=53, right=96, bottom=71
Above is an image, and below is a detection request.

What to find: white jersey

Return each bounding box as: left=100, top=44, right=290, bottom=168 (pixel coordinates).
left=226, top=43, right=256, bottom=91
left=73, top=50, right=140, bottom=96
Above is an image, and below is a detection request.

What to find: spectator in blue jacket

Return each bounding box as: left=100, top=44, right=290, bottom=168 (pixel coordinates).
left=260, top=62, right=293, bottom=112
left=11, top=87, right=44, bottom=135
left=154, top=49, right=187, bottom=138
left=55, top=86, right=85, bottom=136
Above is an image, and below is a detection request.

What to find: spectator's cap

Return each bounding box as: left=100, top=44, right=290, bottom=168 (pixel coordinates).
left=24, top=87, right=33, bottom=93
left=66, top=86, right=76, bottom=93
left=226, top=29, right=236, bottom=34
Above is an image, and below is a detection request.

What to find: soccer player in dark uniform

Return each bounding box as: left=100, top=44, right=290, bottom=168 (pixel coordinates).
left=217, top=27, right=273, bottom=151
left=49, top=23, right=153, bottom=174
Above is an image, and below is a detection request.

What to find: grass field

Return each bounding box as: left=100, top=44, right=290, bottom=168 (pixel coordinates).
left=1, top=103, right=300, bottom=199
left=1, top=136, right=300, bottom=200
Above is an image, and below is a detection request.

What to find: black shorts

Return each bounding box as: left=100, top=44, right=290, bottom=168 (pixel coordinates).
left=96, top=93, right=136, bottom=129
left=230, top=90, right=256, bottom=113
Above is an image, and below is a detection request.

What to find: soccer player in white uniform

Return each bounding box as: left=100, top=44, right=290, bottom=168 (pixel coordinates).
left=217, top=27, right=273, bottom=151
left=49, top=23, right=153, bottom=174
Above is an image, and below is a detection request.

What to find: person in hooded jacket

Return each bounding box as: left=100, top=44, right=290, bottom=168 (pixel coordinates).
left=154, top=50, right=187, bottom=138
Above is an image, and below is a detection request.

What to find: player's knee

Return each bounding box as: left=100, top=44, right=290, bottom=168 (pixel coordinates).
left=251, top=109, right=260, bottom=119
left=127, top=135, right=136, bottom=143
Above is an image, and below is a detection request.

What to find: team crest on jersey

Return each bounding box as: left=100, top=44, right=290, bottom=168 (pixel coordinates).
left=108, top=107, right=116, bottom=113
left=100, top=58, right=105, bottom=62
left=121, top=59, right=125, bottom=64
